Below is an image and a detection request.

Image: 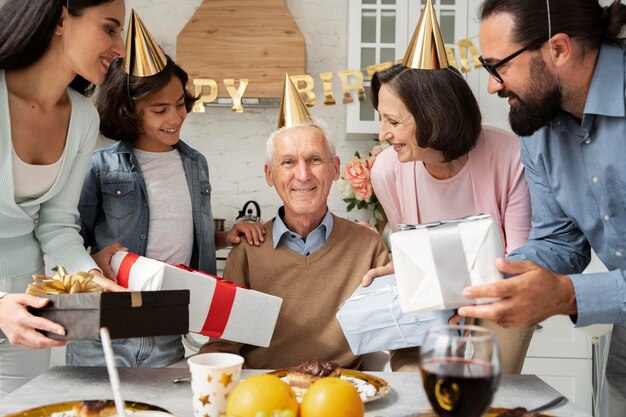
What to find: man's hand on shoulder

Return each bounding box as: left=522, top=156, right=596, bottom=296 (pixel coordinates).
left=458, top=258, right=578, bottom=327
left=218, top=222, right=266, bottom=249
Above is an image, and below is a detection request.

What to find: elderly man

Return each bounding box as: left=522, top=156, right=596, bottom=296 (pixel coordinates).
left=201, top=123, right=414, bottom=370
left=459, top=0, right=626, bottom=413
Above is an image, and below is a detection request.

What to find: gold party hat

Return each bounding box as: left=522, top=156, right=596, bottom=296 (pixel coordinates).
left=123, top=10, right=167, bottom=76
left=276, top=73, right=314, bottom=129
left=402, top=0, right=449, bottom=69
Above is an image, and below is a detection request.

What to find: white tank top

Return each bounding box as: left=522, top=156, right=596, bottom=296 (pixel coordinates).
left=12, top=146, right=62, bottom=203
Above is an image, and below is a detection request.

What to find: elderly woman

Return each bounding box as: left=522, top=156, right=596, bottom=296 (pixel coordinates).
left=363, top=64, right=533, bottom=374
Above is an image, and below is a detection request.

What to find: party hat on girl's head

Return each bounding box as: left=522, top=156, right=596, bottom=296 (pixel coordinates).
left=276, top=73, right=314, bottom=129
left=402, top=0, right=449, bottom=69
left=123, top=10, right=167, bottom=76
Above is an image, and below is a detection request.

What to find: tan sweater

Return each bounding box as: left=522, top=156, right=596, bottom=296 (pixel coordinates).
left=202, top=214, right=389, bottom=370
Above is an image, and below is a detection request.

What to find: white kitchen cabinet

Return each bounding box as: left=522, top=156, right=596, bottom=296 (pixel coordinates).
left=347, top=0, right=510, bottom=135
left=522, top=316, right=594, bottom=414
left=521, top=253, right=609, bottom=415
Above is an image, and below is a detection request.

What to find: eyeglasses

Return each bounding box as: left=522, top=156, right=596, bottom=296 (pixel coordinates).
left=478, top=45, right=530, bottom=84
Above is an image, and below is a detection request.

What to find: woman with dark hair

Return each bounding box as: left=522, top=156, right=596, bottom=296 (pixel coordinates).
left=364, top=64, right=534, bottom=374
left=369, top=64, right=530, bottom=252
left=71, top=48, right=264, bottom=367
left=0, top=0, right=125, bottom=397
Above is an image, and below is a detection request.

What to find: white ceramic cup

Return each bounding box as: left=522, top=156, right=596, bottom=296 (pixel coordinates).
left=188, top=353, right=244, bottom=417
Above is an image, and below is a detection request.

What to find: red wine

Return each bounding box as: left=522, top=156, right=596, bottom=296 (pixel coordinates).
left=421, top=358, right=498, bottom=417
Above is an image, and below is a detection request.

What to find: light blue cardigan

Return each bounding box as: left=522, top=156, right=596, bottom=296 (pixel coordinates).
left=0, top=70, right=99, bottom=286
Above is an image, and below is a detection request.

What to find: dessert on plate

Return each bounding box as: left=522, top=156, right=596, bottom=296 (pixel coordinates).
left=284, top=360, right=340, bottom=396
left=72, top=400, right=117, bottom=417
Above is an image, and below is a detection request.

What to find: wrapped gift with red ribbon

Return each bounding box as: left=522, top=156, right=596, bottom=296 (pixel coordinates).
left=110, top=251, right=282, bottom=347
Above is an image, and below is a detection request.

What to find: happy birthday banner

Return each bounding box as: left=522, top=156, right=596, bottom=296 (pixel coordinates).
left=191, top=37, right=482, bottom=113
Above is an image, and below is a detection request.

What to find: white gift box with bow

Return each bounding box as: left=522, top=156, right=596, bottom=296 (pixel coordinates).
left=109, top=251, right=282, bottom=347
left=390, top=214, right=503, bottom=313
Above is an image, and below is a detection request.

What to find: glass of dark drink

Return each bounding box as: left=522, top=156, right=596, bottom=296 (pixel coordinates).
left=419, top=324, right=500, bottom=417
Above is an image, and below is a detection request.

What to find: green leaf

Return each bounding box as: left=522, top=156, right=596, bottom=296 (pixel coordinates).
left=347, top=201, right=356, bottom=211
left=374, top=208, right=384, bottom=221
left=343, top=198, right=354, bottom=203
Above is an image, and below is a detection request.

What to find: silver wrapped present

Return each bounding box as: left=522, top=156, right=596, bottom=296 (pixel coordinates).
left=391, top=214, right=503, bottom=313
left=336, top=274, right=453, bottom=354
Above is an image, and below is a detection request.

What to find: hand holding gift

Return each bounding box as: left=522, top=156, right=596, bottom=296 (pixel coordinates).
left=110, top=251, right=282, bottom=347
left=25, top=265, right=188, bottom=341
left=0, top=293, right=69, bottom=348
left=391, top=214, right=504, bottom=313
left=0, top=267, right=107, bottom=347
left=90, top=242, right=129, bottom=282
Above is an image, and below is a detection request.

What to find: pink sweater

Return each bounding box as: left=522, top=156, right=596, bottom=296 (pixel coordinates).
left=371, top=125, right=530, bottom=254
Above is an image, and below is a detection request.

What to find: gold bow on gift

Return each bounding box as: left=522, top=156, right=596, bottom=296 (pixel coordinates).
left=27, top=267, right=103, bottom=295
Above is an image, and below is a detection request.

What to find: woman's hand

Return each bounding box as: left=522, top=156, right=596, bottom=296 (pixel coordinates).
left=90, top=270, right=126, bottom=292
left=0, top=293, right=69, bottom=348
left=91, top=242, right=128, bottom=280
left=361, top=261, right=394, bottom=287
left=218, top=222, right=266, bottom=249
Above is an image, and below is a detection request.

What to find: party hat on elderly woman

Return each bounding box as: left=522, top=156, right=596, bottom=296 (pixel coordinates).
left=402, top=0, right=449, bottom=69
left=276, top=73, right=314, bottom=129
left=123, top=10, right=167, bottom=76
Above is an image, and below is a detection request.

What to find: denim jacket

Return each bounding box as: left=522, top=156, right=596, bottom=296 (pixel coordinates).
left=78, top=139, right=216, bottom=274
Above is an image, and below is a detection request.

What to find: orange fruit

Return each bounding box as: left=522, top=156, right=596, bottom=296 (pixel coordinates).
left=225, top=374, right=299, bottom=417
left=300, top=377, right=364, bottom=417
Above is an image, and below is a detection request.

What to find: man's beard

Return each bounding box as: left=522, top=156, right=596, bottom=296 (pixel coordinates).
left=500, top=56, right=562, bottom=137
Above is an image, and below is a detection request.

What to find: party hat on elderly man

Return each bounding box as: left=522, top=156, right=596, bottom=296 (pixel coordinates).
left=276, top=73, right=314, bottom=129
left=402, top=0, right=449, bottom=69
left=123, top=10, right=167, bottom=76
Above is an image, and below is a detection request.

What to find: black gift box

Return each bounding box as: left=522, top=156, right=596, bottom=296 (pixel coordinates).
left=30, top=290, right=189, bottom=340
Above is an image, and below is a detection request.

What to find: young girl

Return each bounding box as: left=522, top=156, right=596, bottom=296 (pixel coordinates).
left=0, top=0, right=126, bottom=396
left=69, top=50, right=264, bottom=366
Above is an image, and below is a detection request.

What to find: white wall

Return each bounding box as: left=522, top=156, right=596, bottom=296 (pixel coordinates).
left=0, top=0, right=376, bottom=226
left=128, top=0, right=377, bottom=227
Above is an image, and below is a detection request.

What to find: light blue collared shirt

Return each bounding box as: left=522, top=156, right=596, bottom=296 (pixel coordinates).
left=272, top=207, right=334, bottom=255
left=507, top=43, right=626, bottom=327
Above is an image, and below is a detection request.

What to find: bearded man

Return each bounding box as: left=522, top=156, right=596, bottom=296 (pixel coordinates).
left=458, top=1, right=626, bottom=415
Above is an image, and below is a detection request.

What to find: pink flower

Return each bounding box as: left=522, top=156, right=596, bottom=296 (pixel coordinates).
left=352, top=181, right=373, bottom=201
left=341, top=142, right=386, bottom=214
left=343, top=157, right=370, bottom=186
left=371, top=144, right=386, bottom=156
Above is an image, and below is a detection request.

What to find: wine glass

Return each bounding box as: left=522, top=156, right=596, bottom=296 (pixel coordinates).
left=419, top=324, right=501, bottom=417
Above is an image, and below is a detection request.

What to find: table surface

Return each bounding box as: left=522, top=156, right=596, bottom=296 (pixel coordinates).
left=0, top=367, right=591, bottom=417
